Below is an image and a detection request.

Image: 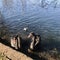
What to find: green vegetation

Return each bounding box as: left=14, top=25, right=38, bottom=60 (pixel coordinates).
left=0, top=53, right=6, bottom=60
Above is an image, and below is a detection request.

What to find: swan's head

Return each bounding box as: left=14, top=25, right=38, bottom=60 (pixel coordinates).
left=28, top=32, right=35, bottom=38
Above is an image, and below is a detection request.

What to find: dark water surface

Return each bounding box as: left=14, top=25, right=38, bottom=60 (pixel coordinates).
left=0, top=0, right=60, bottom=50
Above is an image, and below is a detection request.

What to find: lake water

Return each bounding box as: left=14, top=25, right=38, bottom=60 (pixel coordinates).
left=0, top=0, right=60, bottom=49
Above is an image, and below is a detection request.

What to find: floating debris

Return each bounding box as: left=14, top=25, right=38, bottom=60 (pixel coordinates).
left=23, top=27, right=28, bottom=31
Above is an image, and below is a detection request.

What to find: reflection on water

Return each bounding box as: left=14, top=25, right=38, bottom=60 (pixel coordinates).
left=0, top=12, right=10, bottom=41
left=0, top=0, right=60, bottom=49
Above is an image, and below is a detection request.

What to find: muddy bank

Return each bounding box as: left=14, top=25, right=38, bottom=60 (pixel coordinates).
left=0, top=43, right=32, bottom=60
